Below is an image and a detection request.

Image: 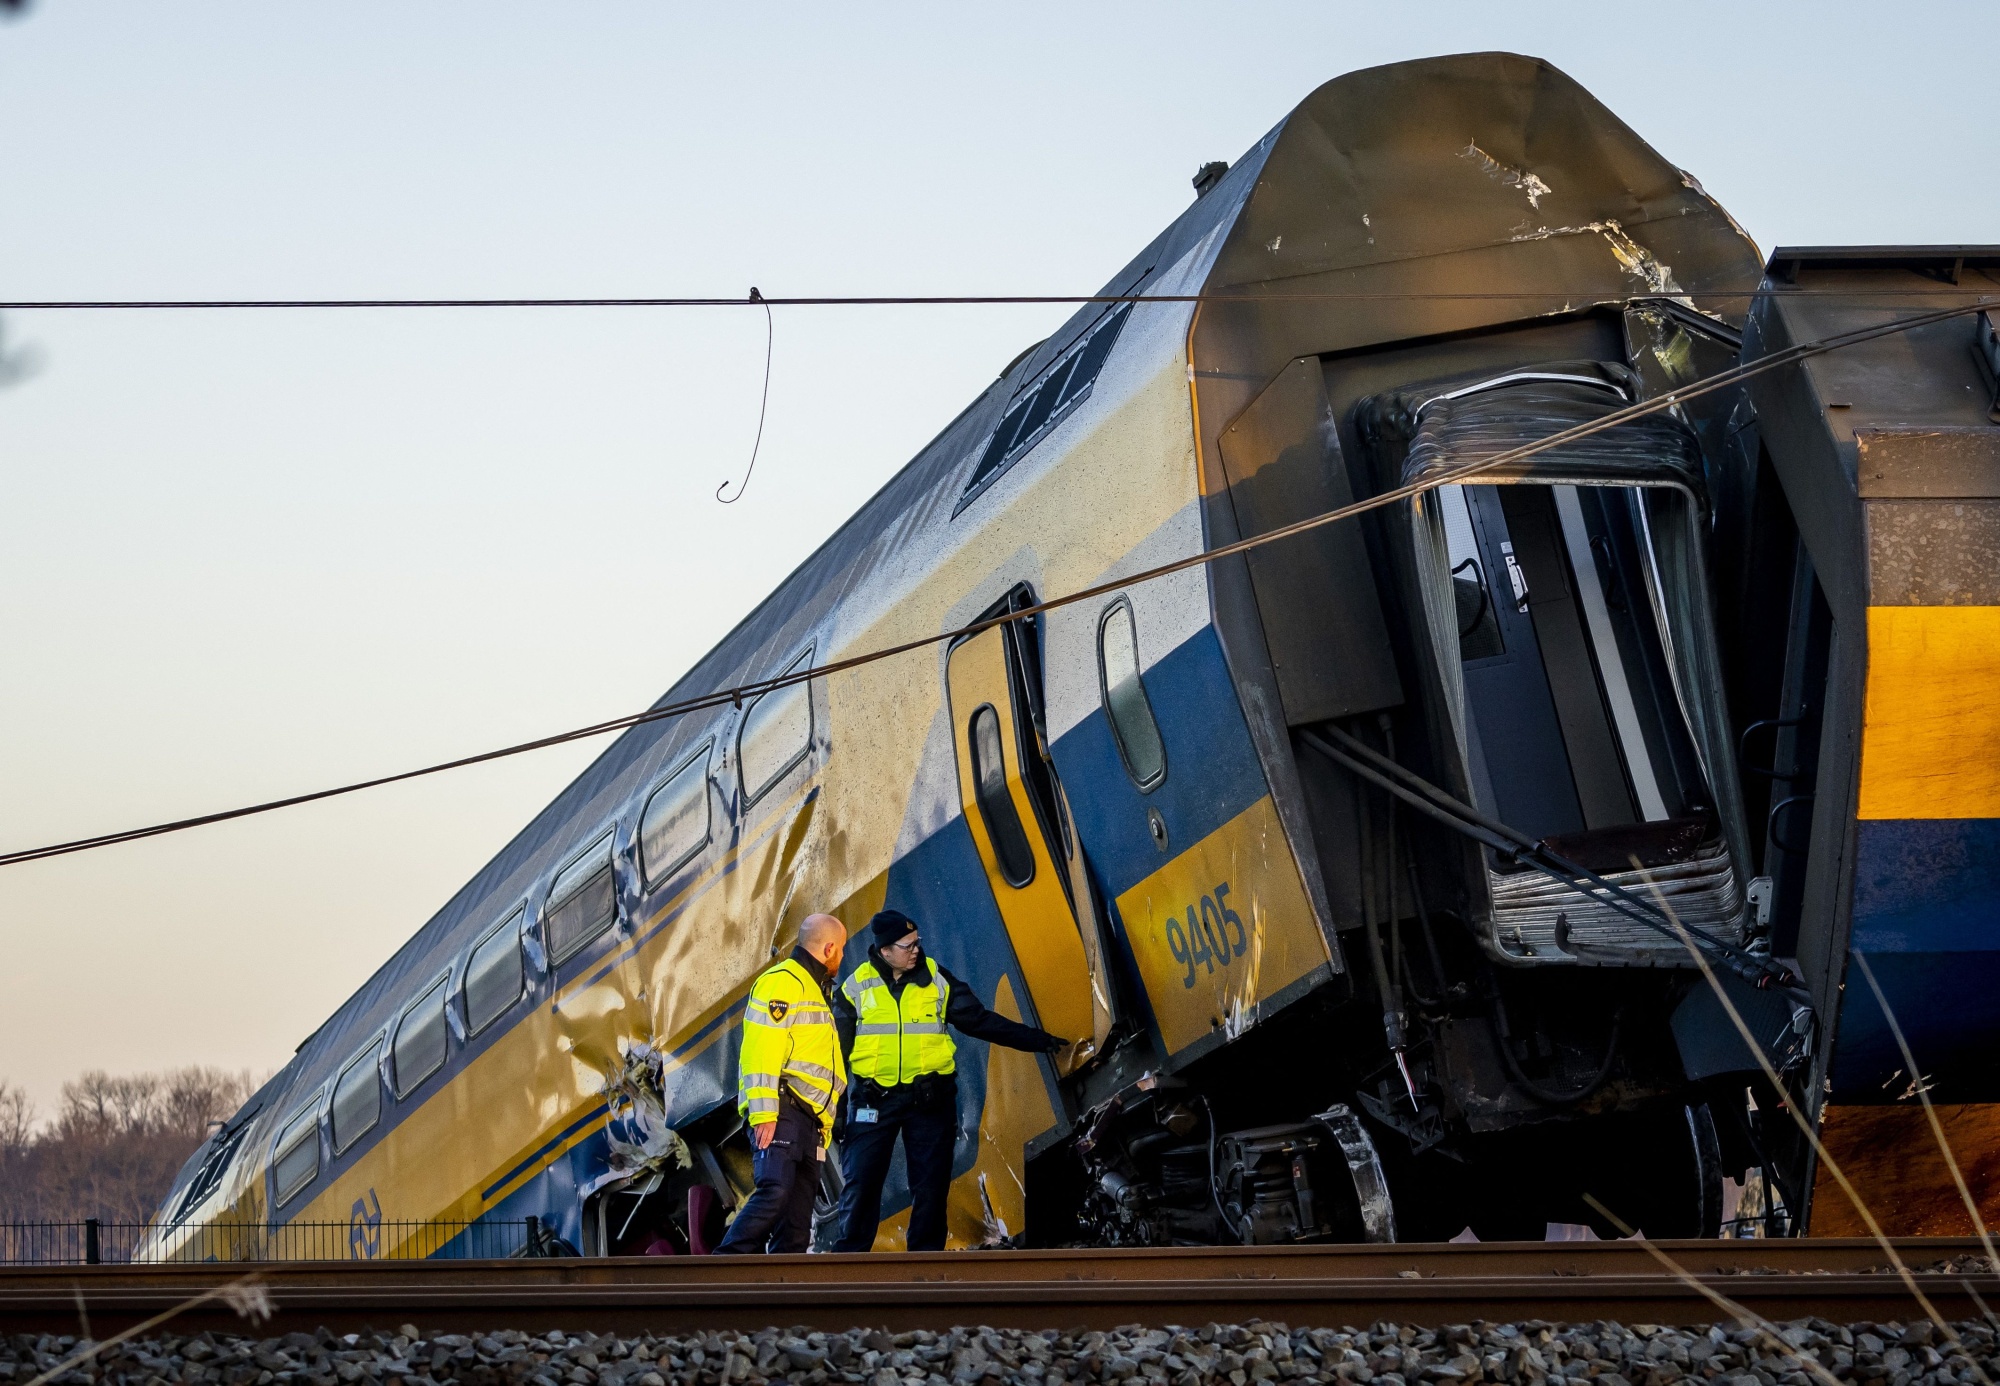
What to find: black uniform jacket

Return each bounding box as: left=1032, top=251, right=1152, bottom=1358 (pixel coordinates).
left=832, top=945, right=1059, bottom=1078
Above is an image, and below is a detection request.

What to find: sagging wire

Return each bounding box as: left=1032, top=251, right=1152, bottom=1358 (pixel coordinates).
left=1853, top=948, right=2000, bottom=1271
left=1641, top=867, right=1993, bottom=1384
left=0, top=287, right=1991, bottom=310
left=1489, top=994, right=1623, bottom=1107
left=1330, top=715, right=1631, bottom=1107
left=1296, top=724, right=1797, bottom=995
left=715, top=287, right=772, bottom=504
left=1352, top=718, right=1417, bottom=1107
left=0, top=294, right=1992, bottom=871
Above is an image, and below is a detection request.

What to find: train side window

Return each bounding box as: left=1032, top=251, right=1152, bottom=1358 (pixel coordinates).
left=463, top=909, right=525, bottom=1037
left=271, top=1101, right=320, bottom=1206
left=962, top=303, right=1132, bottom=505
left=169, top=1118, right=254, bottom=1228
left=545, top=836, right=616, bottom=964
left=330, top=1040, right=382, bottom=1156
left=640, top=746, right=713, bottom=887
left=738, top=653, right=813, bottom=806
left=969, top=704, right=1036, bottom=886
left=1098, top=599, right=1167, bottom=790
left=392, top=976, right=450, bottom=1098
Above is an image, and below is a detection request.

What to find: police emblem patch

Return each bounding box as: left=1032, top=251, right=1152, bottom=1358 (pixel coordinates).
left=768, top=999, right=789, bottom=1021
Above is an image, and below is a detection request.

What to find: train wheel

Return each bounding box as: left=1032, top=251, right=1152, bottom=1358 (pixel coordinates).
left=1565, top=1102, right=1724, bottom=1239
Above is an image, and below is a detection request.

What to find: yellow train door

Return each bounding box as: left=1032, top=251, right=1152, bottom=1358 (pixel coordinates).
left=944, top=611, right=1115, bottom=1073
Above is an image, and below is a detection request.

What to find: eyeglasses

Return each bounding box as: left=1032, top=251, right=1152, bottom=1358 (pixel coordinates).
left=884, top=936, right=921, bottom=953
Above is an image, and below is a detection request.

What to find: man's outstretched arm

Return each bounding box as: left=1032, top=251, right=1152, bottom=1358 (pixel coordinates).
left=938, top=965, right=1065, bottom=1052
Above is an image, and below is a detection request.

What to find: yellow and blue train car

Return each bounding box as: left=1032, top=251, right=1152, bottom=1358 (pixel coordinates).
left=149, top=52, right=1904, bottom=1254
left=1728, top=247, right=2000, bottom=1236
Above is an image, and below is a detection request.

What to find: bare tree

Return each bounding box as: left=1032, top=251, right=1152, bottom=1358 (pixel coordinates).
left=0, top=1084, right=33, bottom=1151
left=0, top=1069, right=257, bottom=1224
left=0, top=1083, right=35, bottom=1218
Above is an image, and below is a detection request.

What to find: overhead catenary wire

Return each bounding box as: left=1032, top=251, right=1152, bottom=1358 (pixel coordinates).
left=0, top=286, right=1991, bottom=310
left=0, top=293, right=1992, bottom=871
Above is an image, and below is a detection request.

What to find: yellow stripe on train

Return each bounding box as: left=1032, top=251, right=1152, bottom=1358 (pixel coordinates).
left=1115, top=796, right=1328, bottom=1057
left=1859, top=606, right=2000, bottom=821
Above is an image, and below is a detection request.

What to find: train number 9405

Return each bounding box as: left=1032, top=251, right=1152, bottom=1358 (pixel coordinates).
left=1163, top=882, right=1246, bottom=989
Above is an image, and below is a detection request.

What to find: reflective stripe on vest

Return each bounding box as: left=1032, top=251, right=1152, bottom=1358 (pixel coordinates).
left=738, top=957, right=847, bottom=1144
left=841, top=960, right=955, bottom=1085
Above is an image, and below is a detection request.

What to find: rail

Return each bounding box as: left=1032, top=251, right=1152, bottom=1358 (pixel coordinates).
left=0, top=1239, right=1995, bottom=1334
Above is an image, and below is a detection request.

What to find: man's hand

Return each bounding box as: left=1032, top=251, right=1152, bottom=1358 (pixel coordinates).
left=1039, top=1033, right=1070, bottom=1054
left=751, top=1121, right=777, bottom=1150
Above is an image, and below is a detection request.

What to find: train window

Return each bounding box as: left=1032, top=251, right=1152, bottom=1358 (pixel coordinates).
left=545, top=836, right=617, bottom=965
left=391, top=975, right=450, bottom=1098
left=168, top=1118, right=253, bottom=1228
left=640, top=746, right=713, bottom=887
left=271, top=1101, right=320, bottom=1206
left=963, top=304, right=1132, bottom=506
left=463, top=909, right=525, bottom=1037
left=1097, top=600, right=1167, bottom=790
left=969, top=704, right=1035, bottom=887
left=330, top=1040, right=382, bottom=1156
left=738, top=653, right=813, bottom=805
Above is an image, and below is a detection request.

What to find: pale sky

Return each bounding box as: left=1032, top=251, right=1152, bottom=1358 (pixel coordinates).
left=1, top=1, right=1991, bottom=1119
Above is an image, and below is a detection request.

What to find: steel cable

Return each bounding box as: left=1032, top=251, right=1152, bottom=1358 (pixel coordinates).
left=0, top=287, right=1990, bottom=309
left=0, top=294, right=1991, bottom=870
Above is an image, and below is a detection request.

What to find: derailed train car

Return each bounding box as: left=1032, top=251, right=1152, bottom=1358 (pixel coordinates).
left=1722, top=247, right=2000, bottom=1236
left=145, top=53, right=1995, bottom=1255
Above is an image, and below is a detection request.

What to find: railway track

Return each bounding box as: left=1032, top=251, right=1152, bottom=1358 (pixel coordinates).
left=4, top=1239, right=1997, bottom=1335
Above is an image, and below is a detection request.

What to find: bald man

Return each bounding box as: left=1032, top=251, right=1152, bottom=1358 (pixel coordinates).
left=713, top=913, right=848, bottom=1254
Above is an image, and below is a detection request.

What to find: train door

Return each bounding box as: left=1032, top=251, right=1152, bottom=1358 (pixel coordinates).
left=945, top=595, right=1116, bottom=1072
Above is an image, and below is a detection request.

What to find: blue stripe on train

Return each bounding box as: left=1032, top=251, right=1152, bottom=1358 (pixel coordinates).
left=1052, top=625, right=1272, bottom=899
left=273, top=791, right=817, bottom=1227
left=1829, top=818, right=2000, bottom=1102
left=441, top=625, right=1280, bottom=1249
left=807, top=626, right=1276, bottom=1226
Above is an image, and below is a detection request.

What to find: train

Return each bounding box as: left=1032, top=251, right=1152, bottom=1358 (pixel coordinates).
left=146, top=51, right=2000, bottom=1256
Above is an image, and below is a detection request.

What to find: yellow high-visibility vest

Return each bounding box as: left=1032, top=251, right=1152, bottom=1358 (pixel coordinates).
left=841, top=960, right=955, bottom=1086
left=738, top=956, right=845, bottom=1147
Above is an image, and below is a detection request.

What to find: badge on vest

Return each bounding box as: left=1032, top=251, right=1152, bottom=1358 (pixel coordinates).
left=853, top=1107, right=879, bottom=1124
left=768, top=999, right=788, bottom=1021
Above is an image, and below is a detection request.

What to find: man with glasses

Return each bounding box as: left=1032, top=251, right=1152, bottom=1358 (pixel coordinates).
left=830, top=909, right=1066, bottom=1251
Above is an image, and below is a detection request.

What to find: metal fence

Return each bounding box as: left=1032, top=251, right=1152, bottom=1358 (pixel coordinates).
left=0, top=1217, right=546, bottom=1265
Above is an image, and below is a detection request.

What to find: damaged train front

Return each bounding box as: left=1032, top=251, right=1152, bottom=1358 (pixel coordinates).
left=1065, top=53, right=1819, bottom=1246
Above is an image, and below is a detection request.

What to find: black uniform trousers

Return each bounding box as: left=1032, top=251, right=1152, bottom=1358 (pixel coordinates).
left=833, top=1073, right=958, bottom=1253
left=713, top=1094, right=822, bottom=1254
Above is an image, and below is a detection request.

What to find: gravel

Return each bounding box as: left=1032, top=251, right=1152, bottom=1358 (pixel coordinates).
left=6, top=1317, right=1999, bottom=1386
